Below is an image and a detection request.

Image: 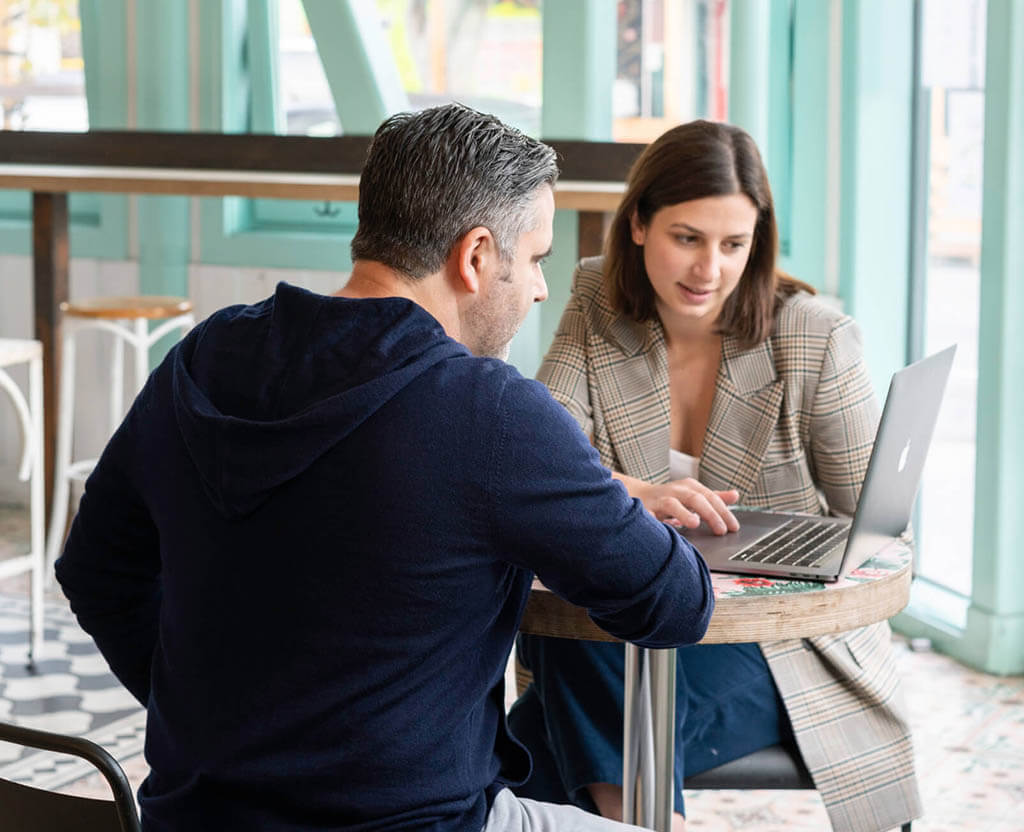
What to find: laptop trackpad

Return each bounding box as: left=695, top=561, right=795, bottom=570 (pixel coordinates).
left=680, top=513, right=781, bottom=559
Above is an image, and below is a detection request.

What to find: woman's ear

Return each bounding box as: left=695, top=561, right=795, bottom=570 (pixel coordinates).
left=629, top=210, right=646, bottom=246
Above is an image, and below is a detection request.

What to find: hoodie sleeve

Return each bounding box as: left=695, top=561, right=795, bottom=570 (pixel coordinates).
left=488, top=375, right=713, bottom=648
left=55, top=397, right=161, bottom=706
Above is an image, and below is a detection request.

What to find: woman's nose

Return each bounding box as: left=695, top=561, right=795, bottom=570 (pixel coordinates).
left=696, top=246, right=721, bottom=279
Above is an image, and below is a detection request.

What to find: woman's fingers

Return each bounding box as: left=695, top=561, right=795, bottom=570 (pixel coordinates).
left=666, top=480, right=740, bottom=535
left=651, top=496, right=701, bottom=529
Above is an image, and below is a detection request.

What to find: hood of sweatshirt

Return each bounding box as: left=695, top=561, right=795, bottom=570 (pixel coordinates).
left=171, top=282, right=465, bottom=518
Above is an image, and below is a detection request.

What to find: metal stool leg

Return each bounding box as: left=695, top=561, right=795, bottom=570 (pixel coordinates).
left=45, top=331, right=77, bottom=577
left=28, top=350, right=45, bottom=665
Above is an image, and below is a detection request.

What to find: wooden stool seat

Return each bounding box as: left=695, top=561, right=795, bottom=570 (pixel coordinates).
left=0, top=337, right=43, bottom=368
left=60, top=296, right=193, bottom=320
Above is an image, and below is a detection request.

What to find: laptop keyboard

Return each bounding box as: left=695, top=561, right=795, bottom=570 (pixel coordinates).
left=729, top=518, right=850, bottom=568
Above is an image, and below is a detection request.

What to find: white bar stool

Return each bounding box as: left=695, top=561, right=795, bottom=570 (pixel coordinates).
left=45, top=297, right=195, bottom=576
left=0, top=338, right=45, bottom=665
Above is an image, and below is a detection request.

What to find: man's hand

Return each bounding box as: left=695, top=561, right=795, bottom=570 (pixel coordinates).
left=614, top=472, right=740, bottom=535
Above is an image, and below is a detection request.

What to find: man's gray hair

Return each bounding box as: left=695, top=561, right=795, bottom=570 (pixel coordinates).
left=351, top=103, right=559, bottom=279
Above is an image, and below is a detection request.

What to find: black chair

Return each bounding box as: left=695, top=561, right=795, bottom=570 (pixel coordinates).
left=684, top=744, right=911, bottom=830
left=0, top=720, right=141, bottom=832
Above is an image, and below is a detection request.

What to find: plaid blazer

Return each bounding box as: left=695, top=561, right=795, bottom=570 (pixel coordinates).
left=537, top=258, right=921, bottom=832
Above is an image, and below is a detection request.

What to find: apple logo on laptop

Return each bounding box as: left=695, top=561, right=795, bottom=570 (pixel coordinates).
left=897, top=439, right=911, bottom=473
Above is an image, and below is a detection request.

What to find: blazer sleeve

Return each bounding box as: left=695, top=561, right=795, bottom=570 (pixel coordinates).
left=536, top=263, right=594, bottom=440
left=808, top=315, right=881, bottom=518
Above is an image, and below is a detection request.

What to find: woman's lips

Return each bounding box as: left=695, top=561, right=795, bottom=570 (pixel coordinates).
left=678, top=283, right=713, bottom=303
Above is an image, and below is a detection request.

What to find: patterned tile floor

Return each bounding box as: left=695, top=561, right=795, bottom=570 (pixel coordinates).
left=2, top=502, right=1022, bottom=830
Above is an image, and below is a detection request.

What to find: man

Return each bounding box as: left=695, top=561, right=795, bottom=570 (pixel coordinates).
left=56, top=104, right=714, bottom=831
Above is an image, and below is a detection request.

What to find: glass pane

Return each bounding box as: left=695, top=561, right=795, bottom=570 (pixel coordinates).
left=278, top=0, right=339, bottom=136
left=0, top=0, right=87, bottom=130
left=379, top=0, right=542, bottom=135
left=914, top=0, right=985, bottom=598
left=613, top=0, right=730, bottom=143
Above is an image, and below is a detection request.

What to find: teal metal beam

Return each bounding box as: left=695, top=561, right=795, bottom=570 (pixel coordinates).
left=300, top=0, right=408, bottom=133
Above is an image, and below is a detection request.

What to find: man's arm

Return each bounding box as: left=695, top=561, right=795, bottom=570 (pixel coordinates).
left=489, top=376, right=714, bottom=648
left=55, top=406, right=161, bottom=705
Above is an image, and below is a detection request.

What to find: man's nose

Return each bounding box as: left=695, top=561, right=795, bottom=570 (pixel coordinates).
left=534, top=271, right=549, bottom=303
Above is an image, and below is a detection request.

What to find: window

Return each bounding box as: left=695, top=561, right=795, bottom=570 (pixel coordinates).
left=911, top=0, right=985, bottom=605
left=0, top=0, right=126, bottom=258
left=0, top=0, right=87, bottom=131
left=613, top=0, right=731, bottom=143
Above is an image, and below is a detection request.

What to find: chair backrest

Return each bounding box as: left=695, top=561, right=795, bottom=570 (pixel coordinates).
left=0, top=721, right=141, bottom=832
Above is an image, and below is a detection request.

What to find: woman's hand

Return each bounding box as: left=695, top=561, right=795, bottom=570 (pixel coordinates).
left=614, top=472, right=740, bottom=535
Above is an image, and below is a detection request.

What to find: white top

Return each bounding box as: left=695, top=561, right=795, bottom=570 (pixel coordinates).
left=669, top=448, right=700, bottom=481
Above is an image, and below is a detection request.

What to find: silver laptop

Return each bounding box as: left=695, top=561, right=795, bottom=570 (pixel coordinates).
left=682, top=345, right=956, bottom=582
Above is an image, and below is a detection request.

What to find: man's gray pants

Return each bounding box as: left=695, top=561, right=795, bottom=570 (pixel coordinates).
left=483, top=789, right=647, bottom=832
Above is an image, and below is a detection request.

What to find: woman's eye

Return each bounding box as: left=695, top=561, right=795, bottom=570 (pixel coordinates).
left=675, top=235, right=699, bottom=245
left=724, top=240, right=746, bottom=252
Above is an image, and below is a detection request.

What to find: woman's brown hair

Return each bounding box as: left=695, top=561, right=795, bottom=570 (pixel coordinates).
left=605, top=119, right=814, bottom=350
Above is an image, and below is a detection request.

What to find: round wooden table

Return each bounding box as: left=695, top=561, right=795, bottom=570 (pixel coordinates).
left=517, top=541, right=913, bottom=831
left=520, top=540, right=912, bottom=644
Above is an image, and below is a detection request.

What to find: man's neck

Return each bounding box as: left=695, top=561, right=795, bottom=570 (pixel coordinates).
left=333, top=260, right=461, bottom=341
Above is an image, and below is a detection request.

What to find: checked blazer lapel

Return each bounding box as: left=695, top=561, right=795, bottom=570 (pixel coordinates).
left=597, top=315, right=674, bottom=484
left=699, top=334, right=784, bottom=498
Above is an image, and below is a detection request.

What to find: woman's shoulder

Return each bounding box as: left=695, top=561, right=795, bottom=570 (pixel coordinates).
left=774, top=291, right=853, bottom=338
left=568, top=256, right=620, bottom=323
left=572, top=256, right=608, bottom=299
left=771, top=292, right=865, bottom=377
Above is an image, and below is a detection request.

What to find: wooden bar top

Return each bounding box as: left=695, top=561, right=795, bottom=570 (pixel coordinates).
left=0, top=165, right=625, bottom=212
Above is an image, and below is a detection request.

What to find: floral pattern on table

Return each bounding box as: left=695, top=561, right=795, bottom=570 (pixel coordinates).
left=709, top=540, right=912, bottom=599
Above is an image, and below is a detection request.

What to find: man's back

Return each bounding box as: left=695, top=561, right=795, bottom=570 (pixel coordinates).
left=57, top=283, right=714, bottom=830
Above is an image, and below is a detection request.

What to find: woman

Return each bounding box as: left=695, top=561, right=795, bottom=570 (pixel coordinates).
left=509, top=120, right=920, bottom=832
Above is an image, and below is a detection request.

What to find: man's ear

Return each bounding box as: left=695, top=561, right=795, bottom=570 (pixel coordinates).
left=629, top=209, right=646, bottom=246
left=453, top=226, right=497, bottom=295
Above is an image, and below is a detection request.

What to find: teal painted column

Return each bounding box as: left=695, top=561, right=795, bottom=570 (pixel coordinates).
left=728, top=0, right=771, bottom=156
left=510, top=0, right=615, bottom=380
left=540, top=0, right=615, bottom=141
left=963, top=0, right=1024, bottom=675
left=838, top=0, right=914, bottom=397
left=135, top=1, right=190, bottom=325
left=781, top=0, right=831, bottom=292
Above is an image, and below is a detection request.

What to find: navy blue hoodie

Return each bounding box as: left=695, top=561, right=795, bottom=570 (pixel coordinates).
left=56, top=283, right=713, bottom=831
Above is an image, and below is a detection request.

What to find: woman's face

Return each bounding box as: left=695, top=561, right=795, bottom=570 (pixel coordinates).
left=631, top=193, right=759, bottom=331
